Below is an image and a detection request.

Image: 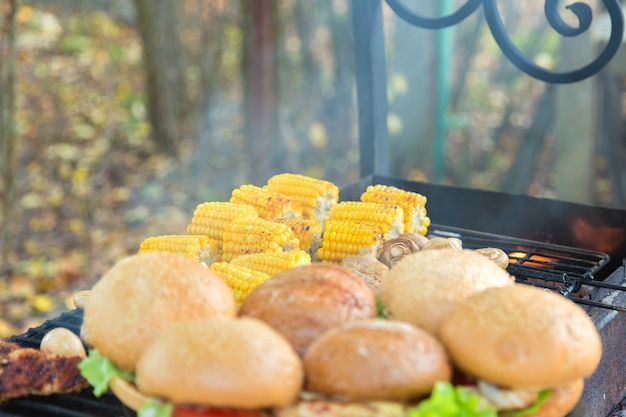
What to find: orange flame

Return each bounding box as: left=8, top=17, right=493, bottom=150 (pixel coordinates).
left=508, top=251, right=560, bottom=267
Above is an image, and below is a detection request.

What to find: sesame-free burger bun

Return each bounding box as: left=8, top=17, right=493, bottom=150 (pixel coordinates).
left=135, top=318, right=304, bottom=409
left=303, top=319, right=451, bottom=401
left=376, top=249, right=514, bottom=335
left=439, top=284, right=602, bottom=388
left=238, top=263, right=377, bottom=356
left=531, top=378, right=584, bottom=417
left=83, top=252, right=236, bottom=371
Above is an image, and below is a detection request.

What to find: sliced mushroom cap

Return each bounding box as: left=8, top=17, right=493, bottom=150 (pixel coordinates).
left=377, top=237, right=420, bottom=268
left=398, top=233, right=430, bottom=249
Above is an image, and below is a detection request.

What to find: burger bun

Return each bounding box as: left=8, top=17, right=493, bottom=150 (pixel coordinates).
left=238, top=263, right=377, bottom=355
left=135, top=318, right=304, bottom=409
left=303, top=319, right=451, bottom=401
left=439, top=284, right=602, bottom=388
left=83, top=252, right=237, bottom=371
left=531, top=378, right=584, bottom=417
left=376, top=249, right=514, bottom=335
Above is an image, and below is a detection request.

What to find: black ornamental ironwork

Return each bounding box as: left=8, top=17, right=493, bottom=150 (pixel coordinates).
left=384, top=0, right=624, bottom=83
left=350, top=0, right=625, bottom=177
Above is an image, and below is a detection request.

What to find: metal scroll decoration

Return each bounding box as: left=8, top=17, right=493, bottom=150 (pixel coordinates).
left=384, top=0, right=624, bottom=83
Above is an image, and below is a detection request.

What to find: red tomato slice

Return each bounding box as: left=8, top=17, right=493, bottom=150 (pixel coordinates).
left=173, top=405, right=266, bottom=417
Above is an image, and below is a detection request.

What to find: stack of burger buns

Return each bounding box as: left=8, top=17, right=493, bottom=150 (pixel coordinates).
left=76, top=244, right=602, bottom=417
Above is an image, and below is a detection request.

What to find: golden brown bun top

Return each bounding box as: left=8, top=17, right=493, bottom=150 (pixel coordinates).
left=303, top=319, right=451, bottom=401
left=439, top=284, right=602, bottom=388
left=83, top=252, right=236, bottom=371
left=238, top=263, right=377, bottom=356
left=376, top=249, right=514, bottom=336
left=135, top=318, right=304, bottom=409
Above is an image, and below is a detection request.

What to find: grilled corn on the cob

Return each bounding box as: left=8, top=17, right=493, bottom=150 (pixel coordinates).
left=230, top=184, right=302, bottom=219
left=327, top=201, right=405, bottom=239
left=210, top=262, right=271, bottom=306
left=360, top=184, right=431, bottom=235
left=187, top=202, right=259, bottom=248
left=272, top=217, right=322, bottom=257
left=138, top=235, right=220, bottom=265
left=221, top=217, right=300, bottom=262
left=230, top=249, right=311, bottom=277
left=265, top=173, right=339, bottom=222
left=316, top=220, right=385, bottom=262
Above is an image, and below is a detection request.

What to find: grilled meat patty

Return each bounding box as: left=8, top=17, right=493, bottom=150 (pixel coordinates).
left=0, top=341, right=89, bottom=402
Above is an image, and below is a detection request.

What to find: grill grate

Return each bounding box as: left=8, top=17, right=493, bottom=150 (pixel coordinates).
left=428, top=224, right=626, bottom=312
left=0, top=391, right=126, bottom=417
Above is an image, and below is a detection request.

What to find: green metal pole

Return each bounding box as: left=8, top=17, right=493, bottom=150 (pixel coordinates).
left=433, top=0, right=454, bottom=183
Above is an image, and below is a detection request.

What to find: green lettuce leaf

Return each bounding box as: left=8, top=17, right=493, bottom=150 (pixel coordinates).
left=405, top=381, right=497, bottom=417
left=77, top=349, right=135, bottom=397
left=376, top=299, right=387, bottom=318
left=138, top=398, right=174, bottom=417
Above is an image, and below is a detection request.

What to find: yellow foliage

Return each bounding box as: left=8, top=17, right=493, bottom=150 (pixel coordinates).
left=32, top=294, right=55, bottom=313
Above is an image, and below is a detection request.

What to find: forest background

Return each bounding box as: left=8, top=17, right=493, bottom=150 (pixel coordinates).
left=0, top=0, right=625, bottom=337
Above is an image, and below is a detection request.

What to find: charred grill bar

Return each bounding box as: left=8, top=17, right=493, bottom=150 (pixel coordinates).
left=427, top=225, right=616, bottom=310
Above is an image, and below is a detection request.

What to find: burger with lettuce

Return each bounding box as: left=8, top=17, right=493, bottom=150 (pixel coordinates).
left=76, top=252, right=599, bottom=417
left=436, top=284, right=602, bottom=417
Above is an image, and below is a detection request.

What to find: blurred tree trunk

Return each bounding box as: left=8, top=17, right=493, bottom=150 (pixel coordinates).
left=293, top=1, right=318, bottom=99
left=388, top=2, right=437, bottom=178
left=242, top=0, right=277, bottom=184
left=188, top=1, right=234, bottom=199
left=598, top=73, right=626, bottom=207
left=554, top=35, right=596, bottom=204
left=198, top=1, right=228, bottom=112
left=499, top=85, right=554, bottom=193
left=0, top=0, right=17, bottom=275
left=323, top=0, right=354, bottom=180
left=133, top=0, right=185, bottom=156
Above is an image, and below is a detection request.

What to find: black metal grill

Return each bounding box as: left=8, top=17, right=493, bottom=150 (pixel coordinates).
left=1, top=226, right=623, bottom=417
left=428, top=224, right=626, bottom=312
left=0, top=391, right=126, bottom=417
left=1, top=310, right=127, bottom=417
left=8, top=309, right=83, bottom=349
left=0, top=312, right=592, bottom=417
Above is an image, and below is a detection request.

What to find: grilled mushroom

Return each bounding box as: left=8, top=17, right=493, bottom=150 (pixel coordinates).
left=475, top=247, right=509, bottom=269
left=72, top=290, right=91, bottom=310
left=341, top=254, right=389, bottom=289
left=377, top=237, right=420, bottom=268
left=40, top=328, right=86, bottom=358
left=421, top=237, right=463, bottom=251
left=398, top=233, right=429, bottom=249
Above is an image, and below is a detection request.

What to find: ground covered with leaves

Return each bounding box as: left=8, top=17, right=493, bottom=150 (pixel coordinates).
left=0, top=7, right=219, bottom=339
